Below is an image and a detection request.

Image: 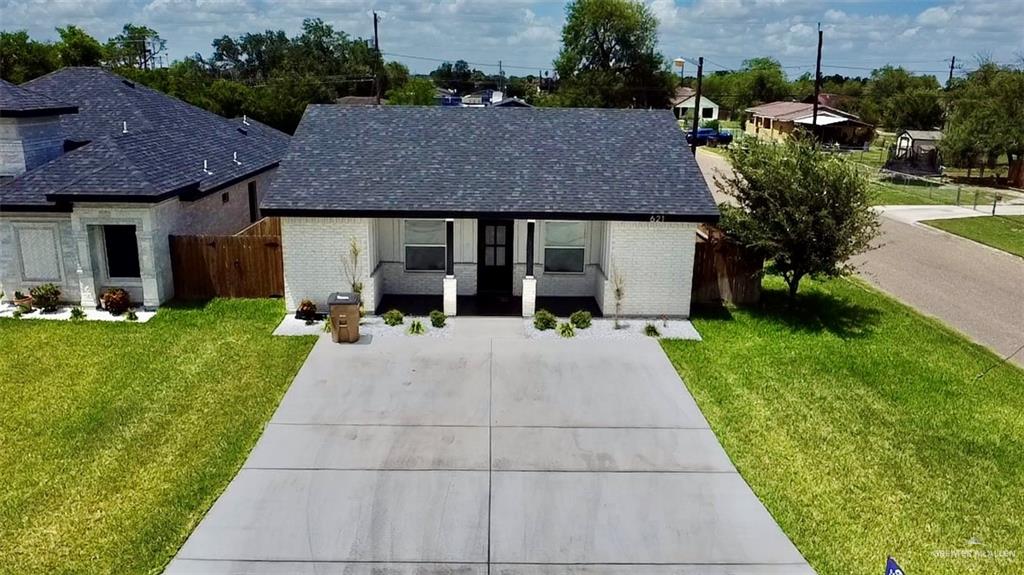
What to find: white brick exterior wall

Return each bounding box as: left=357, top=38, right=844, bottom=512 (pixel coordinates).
left=281, top=217, right=377, bottom=312
left=597, top=221, right=697, bottom=318
left=0, top=214, right=81, bottom=303
left=2, top=171, right=274, bottom=308
left=277, top=217, right=698, bottom=318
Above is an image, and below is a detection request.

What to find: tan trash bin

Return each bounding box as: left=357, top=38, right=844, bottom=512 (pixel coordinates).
left=328, top=292, right=361, bottom=343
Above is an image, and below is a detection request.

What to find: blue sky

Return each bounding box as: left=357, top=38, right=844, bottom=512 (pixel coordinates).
left=1, top=1, right=1021, bottom=78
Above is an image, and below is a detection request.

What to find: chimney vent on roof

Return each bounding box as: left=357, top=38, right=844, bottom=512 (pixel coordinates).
left=122, top=121, right=128, bottom=134
left=233, top=152, right=242, bottom=165
left=242, top=114, right=250, bottom=126
left=203, top=160, right=213, bottom=175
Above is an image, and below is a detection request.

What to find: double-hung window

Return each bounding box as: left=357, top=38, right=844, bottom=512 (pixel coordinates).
left=544, top=221, right=585, bottom=273
left=404, top=220, right=446, bottom=271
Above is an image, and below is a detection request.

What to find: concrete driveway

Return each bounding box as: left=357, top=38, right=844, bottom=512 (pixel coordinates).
left=166, top=331, right=813, bottom=574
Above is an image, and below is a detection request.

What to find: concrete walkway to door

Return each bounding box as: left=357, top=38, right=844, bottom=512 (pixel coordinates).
left=166, top=324, right=814, bottom=574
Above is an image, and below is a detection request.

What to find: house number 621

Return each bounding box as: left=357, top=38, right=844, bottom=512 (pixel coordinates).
left=649, top=215, right=665, bottom=222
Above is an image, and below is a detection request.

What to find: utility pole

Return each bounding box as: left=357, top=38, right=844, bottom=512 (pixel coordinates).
left=689, top=56, right=704, bottom=155
left=811, top=23, right=823, bottom=131
left=947, top=55, right=956, bottom=87
left=498, top=60, right=504, bottom=93
left=373, top=12, right=382, bottom=104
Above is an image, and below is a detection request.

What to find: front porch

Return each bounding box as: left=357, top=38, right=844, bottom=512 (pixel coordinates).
left=280, top=216, right=699, bottom=319
left=376, top=294, right=603, bottom=317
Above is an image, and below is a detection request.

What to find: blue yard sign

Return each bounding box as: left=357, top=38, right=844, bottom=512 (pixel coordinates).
left=886, top=556, right=905, bottom=575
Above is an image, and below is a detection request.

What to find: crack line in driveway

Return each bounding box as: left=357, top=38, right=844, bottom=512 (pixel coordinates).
left=487, top=337, right=494, bottom=574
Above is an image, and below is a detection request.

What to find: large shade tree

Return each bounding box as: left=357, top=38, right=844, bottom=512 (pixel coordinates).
left=718, top=137, right=879, bottom=299
left=941, top=62, right=1024, bottom=185
left=553, top=0, right=672, bottom=108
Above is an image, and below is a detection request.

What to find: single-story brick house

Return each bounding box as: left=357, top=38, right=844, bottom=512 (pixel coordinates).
left=0, top=68, right=288, bottom=308
left=261, top=106, right=719, bottom=318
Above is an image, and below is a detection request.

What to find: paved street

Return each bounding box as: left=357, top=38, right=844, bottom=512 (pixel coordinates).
left=165, top=333, right=812, bottom=574
left=851, top=215, right=1024, bottom=367
left=696, top=149, right=1024, bottom=367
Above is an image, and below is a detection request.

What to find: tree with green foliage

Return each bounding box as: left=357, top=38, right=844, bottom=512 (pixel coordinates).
left=56, top=25, right=104, bottom=67
left=553, top=0, right=672, bottom=108
left=697, top=57, right=790, bottom=118
left=105, top=23, right=165, bottom=70
left=718, top=137, right=879, bottom=299
left=860, top=66, right=943, bottom=129
left=0, top=30, right=58, bottom=83
left=386, top=77, right=436, bottom=105
left=942, top=62, right=1024, bottom=184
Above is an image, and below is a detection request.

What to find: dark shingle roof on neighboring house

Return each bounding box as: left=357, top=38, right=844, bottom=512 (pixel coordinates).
left=0, top=78, right=78, bottom=117
left=261, top=106, right=718, bottom=222
left=1, top=67, right=289, bottom=211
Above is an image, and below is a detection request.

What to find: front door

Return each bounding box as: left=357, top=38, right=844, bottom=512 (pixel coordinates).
left=478, top=220, right=513, bottom=294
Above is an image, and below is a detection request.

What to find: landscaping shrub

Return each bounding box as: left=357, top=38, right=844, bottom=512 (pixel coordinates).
left=29, top=283, right=61, bottom=312
left=407, top=319, right=425, bottom=335
left=12, top=309, right=23, bottom=319
left=429, top=310, right=446, bottom=328
left=296, top=299, right=317, bottom=322
left=322, top=317, right=332, bottom=332
left=644, top=323, right=660, bottom=337
left=533, top=309, right=557, bottom=330
left=101, top=288, right=132, bottom=315
left=382, top=309, right=404, bottom=326
left=569, top=310, right=592, bottom=329
left=557, top=322, right=575, bottom=338
left=69, top=307, right=86, bottom=321
left=125, top=309, right=139, bottom=322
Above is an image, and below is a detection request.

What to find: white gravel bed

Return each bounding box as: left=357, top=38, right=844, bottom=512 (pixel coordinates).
left=524, top=317, right=701, bottom=341
left=0, top=302, right=155, bottom=323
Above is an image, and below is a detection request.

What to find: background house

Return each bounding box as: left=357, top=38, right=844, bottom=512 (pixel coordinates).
left=262, top=106, right=718, bottom=319
left=745, top=101, right=874, bottom=147
left=0, top=68, right=288, bottom=309
left=671, top=87, right=719, bottom=122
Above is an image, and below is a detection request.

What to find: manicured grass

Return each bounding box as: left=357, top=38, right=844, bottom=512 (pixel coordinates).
left=924, top=215, right=1024, bottom=258
left=0, top=299, right=315, bottom=574
left=663, top=277, right=1024, bottom=575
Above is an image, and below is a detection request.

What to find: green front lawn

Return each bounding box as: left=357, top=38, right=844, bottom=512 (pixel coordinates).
left=923, top=215, right=1024, bottom=258
left=663, top=277, right=1024, bottom=575
left=0, top=300, right=315, bottom=574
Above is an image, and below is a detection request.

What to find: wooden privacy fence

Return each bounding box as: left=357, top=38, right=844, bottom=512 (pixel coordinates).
left=691, top=226, right=764, bottom=306
left=169, top=218, right=283, bottom=299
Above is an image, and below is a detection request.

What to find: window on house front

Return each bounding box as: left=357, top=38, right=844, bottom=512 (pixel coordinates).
left=404, top=219, right=446, bottom=271
left=103, top=225, right=141, bottom=278
left=702, top=107, right=714, bottom=119
left=544, top=221, right=585, bottom=273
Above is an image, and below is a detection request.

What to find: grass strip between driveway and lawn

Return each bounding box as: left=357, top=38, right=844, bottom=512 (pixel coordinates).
left=662, top=276, right=1024, bottom=575
left=0, top=299, right=316, bottom=574
left=922, top=215, right=1024, bottom=258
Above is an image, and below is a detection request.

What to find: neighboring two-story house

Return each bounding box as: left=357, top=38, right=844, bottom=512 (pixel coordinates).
left=0, top=68, right=289, bottom=309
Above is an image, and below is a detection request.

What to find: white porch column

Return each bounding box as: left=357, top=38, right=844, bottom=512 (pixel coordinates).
left=521, top=219, right=536, bottom=317
left=73, top=223, right=98, bottom=309
left=443, top=218, right=457, bottom=316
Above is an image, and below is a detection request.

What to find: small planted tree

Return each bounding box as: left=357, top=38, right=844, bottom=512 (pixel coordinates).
left=718, top=136, right=879, bottom=299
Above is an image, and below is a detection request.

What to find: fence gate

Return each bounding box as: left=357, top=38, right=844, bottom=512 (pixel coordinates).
left=169, top=219, right=284, bottom=299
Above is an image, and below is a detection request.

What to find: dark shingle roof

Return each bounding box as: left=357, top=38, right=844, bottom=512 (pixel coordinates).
left=0, top=78, right=78, bottom=117
left=262, top=106, right=718, bottom=221
left=1, top=67, right=288, bottom=210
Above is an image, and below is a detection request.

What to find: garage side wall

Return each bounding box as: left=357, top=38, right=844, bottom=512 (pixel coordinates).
left=597, top=221, right=697, bottom=317
left=281, top=217, right=376, bottom=312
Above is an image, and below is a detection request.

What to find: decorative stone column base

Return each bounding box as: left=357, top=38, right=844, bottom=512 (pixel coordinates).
left=443, top=276, right=457, bottom=316
left=522, top=276, right=537, bottom=317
